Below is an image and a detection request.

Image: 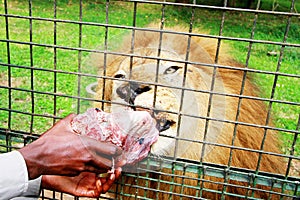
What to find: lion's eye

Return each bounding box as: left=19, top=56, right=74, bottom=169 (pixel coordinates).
left=164, top=66, right=181, bottom=74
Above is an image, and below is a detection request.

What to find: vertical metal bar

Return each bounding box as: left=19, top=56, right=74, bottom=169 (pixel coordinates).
left=251, top=0, right=294, bottom=198
left=293, top=181, right=299, bottom=198
left=195, top=165, right=203, bottom=198
left=128, top=1, right=138, bottom=80
left=53, top=0, right=57, bottom=124
left=138, top=7, right=163, bottom=177
left=179, top=164, right=188, bottom=200
left=255, top=0, right=293, bottom=177
left=130, top=3, right=141, bottom=198
left=134, top=166, right=139, bottom=199
left=173, top=0, right=195, bottom=160
left=200, top=0, right=227, bottom=165
left=154, top=160, right=163, bottom=199
left=198, top=166, right=207, bottom=198
left=286, top=114, right=300, bottom=176
left=218, top=0, right=230, bottom=198
left=168, top=2, right=196, bottom=198
left=267, top=178, right=276, bottom=200
left=100, top=0, right=109, bottom=111
left=28, top=0, right=34, bottom=137
left=245, top=173, right=255, bottom=199
left=120, top=173, right=125, bottom=200
left=225, top=0, right=261, bottom=198
left=168, top=162, right=176, bottom=200
left=76, top=0, right=83, bottom=114
left=4, top=0, right=11, bottom=152
left=282, top=114, right=299, bottom=196
left=152, top=2, right=165, bottom=109
left=40, top=189, right=44, bottom=199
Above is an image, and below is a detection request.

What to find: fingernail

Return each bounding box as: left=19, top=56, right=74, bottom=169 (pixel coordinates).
left=96, top=179, right=102, bottom=193
left=110, top=173, right=115, bottom=181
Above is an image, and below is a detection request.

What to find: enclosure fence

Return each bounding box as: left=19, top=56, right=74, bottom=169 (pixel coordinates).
left=0, top=0, right=299, bottom=199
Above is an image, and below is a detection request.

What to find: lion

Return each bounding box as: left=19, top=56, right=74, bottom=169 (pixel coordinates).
left=93, top=25, right=286, bottom=199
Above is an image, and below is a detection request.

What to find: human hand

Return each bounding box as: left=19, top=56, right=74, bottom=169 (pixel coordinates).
left=19, top=114, right=123, bottom=179
left=41, top=167, right=122, bottom=197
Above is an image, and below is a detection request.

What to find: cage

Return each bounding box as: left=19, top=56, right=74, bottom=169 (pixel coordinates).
left=0, top=0, right=299, bottom=199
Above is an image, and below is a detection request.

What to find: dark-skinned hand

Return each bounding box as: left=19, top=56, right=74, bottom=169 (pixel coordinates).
left=19, top=114, right=124, bottom=179
left=41, top=167, right=122, bottom=197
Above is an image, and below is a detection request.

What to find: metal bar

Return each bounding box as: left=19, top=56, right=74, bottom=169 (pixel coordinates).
left=128, top=0, right=300, bottom=17
left=135, top=156, right=300, bottom=193
left=28, top=0, right=34, bottom=137
left=219, top=1, right=230, bottom=198
left=1, top=62, right=299, bottom=109
left=53, top=0, right=57, bottom=125
left=0, top=15, right=299, bottom=48
left=76, top=0, right=83, bottom=114
left=1, top=42, right=299, bottom=80
left=100, top=0, right=110, bottom=111
left=131, top=6, right=139, bottom=198
left=174, top=1, right=194, bottom=162
left=3, top=0, right=11, bottom=133
left=225, top=1, right=261, bottom=197
left=252, top=3, right=294, bottom=197
left=128, top=1, right=137, bottom=80
left=0, top=86, right=299, bottom=137
left=176, top=3, right=197, bottom=199
left=152, top=1, right=165, bottom=110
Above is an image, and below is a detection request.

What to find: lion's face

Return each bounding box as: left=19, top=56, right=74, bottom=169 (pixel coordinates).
left=109, top=48, right=226, bottom=159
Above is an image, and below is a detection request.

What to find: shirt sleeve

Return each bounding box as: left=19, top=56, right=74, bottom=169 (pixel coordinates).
left=0, top=151, right=41, bottom=199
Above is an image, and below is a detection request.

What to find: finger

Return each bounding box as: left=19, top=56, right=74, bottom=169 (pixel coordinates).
left=96, top=179, right=103, bottom=195
left=84, top=165, right=110, bottom=174
left=61, top=113, right=77, bottom=132
left=63, top=113, right=77, bottom=123
left=99, top=177, right=108, bottom=184
left=102, top=173, right=115, bottom=193
left=79, top=136, right=120, bottom=171
left=114, top=167, right=122, bottom=179
left=101, top=168, right=122, bottom=194
left=49, top=113, right=77, bottom=134
left=80, top=135, right=122, bottom=156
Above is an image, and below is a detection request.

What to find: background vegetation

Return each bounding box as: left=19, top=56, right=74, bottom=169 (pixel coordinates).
left=0, top=1, right=299, bottom=159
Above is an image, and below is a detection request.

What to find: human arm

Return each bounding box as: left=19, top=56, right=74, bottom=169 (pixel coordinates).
left=0, top=151, right=41, bottom=199
left=18, top=113, right=123, bottom=180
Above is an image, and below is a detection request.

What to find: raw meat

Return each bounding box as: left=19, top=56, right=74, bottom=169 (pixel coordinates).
left=71, top=108, right=159, bottom=165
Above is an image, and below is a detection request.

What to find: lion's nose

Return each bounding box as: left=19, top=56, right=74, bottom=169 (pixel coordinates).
left=116, top=82, right=152, bottom=105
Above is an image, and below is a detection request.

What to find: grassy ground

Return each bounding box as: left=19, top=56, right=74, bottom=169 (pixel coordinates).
left=0, top=1, right=299, bottom=157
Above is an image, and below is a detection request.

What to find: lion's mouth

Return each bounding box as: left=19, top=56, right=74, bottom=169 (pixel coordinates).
left=116, top=82, right=175, bottom=132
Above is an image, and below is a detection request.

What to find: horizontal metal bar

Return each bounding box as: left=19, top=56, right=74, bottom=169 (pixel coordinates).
left=0, top=14, right=300, bottom=48
left=135, top=156, right=300, bottom=193
left=1, top=40, right=299, bottom=80
left=1, top=126, right=299, bottom=162
left=128, top=0, right=300, bottom=17
left=1, top=87, right=299, bottom=136
left=1, top=80, right=299, bottom=136
left=1, top=61, right=300, bottom=107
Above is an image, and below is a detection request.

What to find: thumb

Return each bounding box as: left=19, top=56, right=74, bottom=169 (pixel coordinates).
left=57, top=113, right=77, bottom=133
left=62, top=113, right=77, bottom=124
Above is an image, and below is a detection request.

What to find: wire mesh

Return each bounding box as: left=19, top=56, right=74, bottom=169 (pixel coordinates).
left=0, top=0, right=299, bottom=199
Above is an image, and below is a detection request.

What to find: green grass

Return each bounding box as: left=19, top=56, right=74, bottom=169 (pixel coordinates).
left=0, top=0, right=299, bottom=158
